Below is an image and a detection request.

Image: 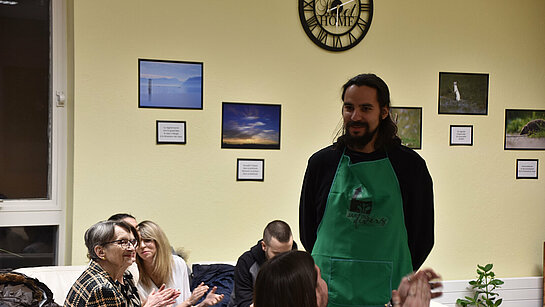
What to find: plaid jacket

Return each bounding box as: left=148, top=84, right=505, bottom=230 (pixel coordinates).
left=64, top=260, right=141, bottom=307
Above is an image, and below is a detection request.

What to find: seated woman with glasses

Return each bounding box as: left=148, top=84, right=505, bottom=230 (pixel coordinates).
left=136, top=220, right=224, bottom=307
left=65, top=220, right=179, bottom=307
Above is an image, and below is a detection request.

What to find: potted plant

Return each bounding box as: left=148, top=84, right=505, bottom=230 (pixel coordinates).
left=456, top=263, right=504, bottom=307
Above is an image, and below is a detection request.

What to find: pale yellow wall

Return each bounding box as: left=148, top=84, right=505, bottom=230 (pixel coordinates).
left=70, top=0, right=545, bottom=280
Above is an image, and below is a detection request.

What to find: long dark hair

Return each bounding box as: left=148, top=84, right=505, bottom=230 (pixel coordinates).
left=336, top=73, right=401, bottom=150
left=254, top=250, right=318, bottom=307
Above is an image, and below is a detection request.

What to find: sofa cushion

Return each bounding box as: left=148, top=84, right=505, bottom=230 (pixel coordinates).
left=14, top=266, right=87, bottom=305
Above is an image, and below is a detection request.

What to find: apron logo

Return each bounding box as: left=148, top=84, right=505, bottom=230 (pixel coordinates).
left=346, top=186, right=388, bottom=228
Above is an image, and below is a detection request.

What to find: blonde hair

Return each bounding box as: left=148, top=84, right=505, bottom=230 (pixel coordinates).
left=136, top=220, right=173, bottom=288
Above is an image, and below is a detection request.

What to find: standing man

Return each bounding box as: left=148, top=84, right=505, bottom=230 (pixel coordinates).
left=299, top=74, right=434, bottom=306
left=227, top=220, right=297, bottom=307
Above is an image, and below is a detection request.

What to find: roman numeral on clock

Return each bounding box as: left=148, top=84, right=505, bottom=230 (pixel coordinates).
left=333, top=36, right=342, bottom=48
left=317, top=28, right=328, bottom=44
left=306, top=16, right=318, bottom=31
left=302, top=0, right=315, bottom=11
left=360, top=3, right=371, bottom=12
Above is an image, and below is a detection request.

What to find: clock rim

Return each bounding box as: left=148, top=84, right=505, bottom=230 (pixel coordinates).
left=298, top=0, right=374, bottom=52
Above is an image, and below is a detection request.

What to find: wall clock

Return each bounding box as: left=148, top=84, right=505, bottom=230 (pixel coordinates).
left=298, top=0, right=373, bottom=52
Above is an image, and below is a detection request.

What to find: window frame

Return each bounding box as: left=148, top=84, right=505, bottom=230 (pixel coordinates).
left=0, top=0, right=67, bottom=265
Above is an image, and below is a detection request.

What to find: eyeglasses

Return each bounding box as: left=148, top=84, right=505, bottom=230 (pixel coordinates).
left=103, top=239, right=138, bottom=249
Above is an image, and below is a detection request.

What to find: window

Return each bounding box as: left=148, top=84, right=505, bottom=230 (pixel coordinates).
left=0, top=0, right=66, bottom=269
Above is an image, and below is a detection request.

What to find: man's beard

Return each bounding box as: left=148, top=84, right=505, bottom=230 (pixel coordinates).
left=343, top=121, right=379, bottom=150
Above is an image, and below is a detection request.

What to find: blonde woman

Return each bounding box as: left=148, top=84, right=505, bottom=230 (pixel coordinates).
left=136, top=220, right=224, bottom=307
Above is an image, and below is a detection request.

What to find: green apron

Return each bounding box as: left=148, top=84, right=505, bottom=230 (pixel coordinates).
left=312, top=151, right=413, bottom=307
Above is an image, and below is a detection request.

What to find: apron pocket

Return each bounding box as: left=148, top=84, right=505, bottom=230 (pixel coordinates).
left=328, top=258, right=393, bottom=306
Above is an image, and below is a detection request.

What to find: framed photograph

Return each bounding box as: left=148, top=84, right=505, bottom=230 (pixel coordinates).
left=516, top=159, right=538, bottom=179
left=156, top=120, right=186, bottom=144
left=390, top=107, right=422, bottom=149
left=139, top=59, right=203, bottom=109
left=504, top=109, right=545, bottom=150
left=237, top=159, right=264, bottom=181
left=450, top=125, right=473, bottom=146
left=438, top=72, right=489, bottom=115
left=222, top=102, right=281, bottom=149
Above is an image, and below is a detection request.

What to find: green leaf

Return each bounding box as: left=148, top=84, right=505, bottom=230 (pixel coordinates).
left=496, top=298, right=503, bottom=306
left=491, top=279, right=504, bottom=285
left=456, top=298, right=468, bottom=306
left=458, top=263, right=503, bottom=307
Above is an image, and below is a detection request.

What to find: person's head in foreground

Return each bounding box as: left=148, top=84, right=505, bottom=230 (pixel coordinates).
left=253, top=250, right=441, bottom=307
left=261, top=220, right=294, bottom=260
left=253, top=250, right=327, bottom=307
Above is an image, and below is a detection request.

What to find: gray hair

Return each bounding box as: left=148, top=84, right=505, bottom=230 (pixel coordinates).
left=84, top=220, right=138, bottom=260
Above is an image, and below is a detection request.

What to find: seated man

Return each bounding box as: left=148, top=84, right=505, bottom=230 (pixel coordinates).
left=227, top=220, right=297, bottom=307
left=108, top=213, right=138, bottom=228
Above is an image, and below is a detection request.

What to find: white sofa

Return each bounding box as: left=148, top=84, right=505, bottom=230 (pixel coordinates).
left=14, top=265, right=88, bottom=305
left=13, top=261, right=237, bottom=305
left=14, top=264, right=448, bottom=306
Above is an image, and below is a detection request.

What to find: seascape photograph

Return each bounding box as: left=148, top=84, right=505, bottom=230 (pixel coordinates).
left=139, top=59, right=203, bottom=109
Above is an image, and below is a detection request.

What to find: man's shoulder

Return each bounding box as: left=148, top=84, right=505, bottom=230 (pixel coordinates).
left=388, top=144, right=426, bottom=165
left=307, top=144, right=342, bottom=165
left=387, top=145, right=431, bottom=178
left=236, top=241, right=264, bottom=268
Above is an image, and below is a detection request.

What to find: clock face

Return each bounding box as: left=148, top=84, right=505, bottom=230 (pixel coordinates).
left=299, top=0, right=373, bottom=52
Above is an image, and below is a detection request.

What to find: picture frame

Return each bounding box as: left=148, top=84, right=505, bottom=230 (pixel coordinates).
left=237, top=159, right=264, bottom=181
left=390, top=107, right=422, bottom=149
left=516, top=159, right=538, bottom=179
left=450, top=125, right=473, bottom=146
left=156, top=120, right=186, bottom=144
left=504, top=109, right=545, bottom=150
left=222, top=102, right=281, bottom=150
left=438, top=72, right=489, bottom=115
left=139, top=59, right=203, bottom=110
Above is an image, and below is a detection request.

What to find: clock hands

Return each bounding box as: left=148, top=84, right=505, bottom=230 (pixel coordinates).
left=328, top=0, right=356, bottom=28
left=299, top=0, right=371, bottom=51
left=336, top=6, right=339, bottom=28
left=328, top=0, right=355, bottom=12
